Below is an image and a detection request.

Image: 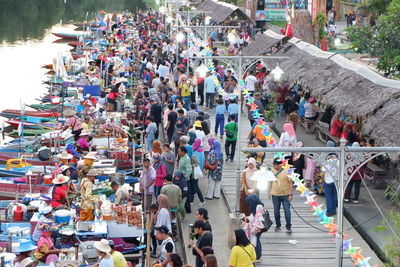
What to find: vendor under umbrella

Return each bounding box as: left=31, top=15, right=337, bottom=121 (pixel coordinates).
left=33, top=218, right=67, bottom=264
left=80, top=169, right=102, bottom=221
left=14, top=239, right=37, bottom=267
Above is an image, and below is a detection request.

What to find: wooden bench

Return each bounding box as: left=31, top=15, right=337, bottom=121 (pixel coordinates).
left=301, top=117, right=316, bottom=133
left=315, top=123, right=340, bottom=145
left=365, top=162, right=388, bottom=189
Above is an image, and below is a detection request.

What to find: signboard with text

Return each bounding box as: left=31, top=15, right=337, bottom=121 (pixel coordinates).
left=255, top=9, right=286, bottom=21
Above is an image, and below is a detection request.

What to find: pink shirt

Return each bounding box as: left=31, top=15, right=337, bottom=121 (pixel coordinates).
left=77, top=138, right=89, bottom=149
left=154, top=164, right=167, bottom=186
left=67, top=116, right=82, bottom=131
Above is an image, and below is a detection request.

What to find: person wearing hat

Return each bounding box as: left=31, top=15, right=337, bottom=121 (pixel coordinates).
left=93, top=239, right=114, bottom=266
left=57, top=151, right=73, bottom=166
left=51, top=174, right=71, bottom=208
left=108, top=240, right=128, bottom=267
left=153, top=225, right=176, bottom=267
left=14, top=239, right=37, bottom=267
left=33, top=217, right=66, bottom=264
left=76, top=129, right=91, bottom=153
left=78, top=152, right=97, bottom=179
left=188, top=220, right=213, bottom=267
left=80, top=168, right=101, bottom=221
left=62, top=109, right=83, bottom=141
left=32, top=205, right=54, bottom=242
left=269, top=158, right=293, bottom=233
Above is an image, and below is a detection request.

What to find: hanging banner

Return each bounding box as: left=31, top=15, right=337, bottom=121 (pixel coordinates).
left=255, top=9, right=286, bottom=21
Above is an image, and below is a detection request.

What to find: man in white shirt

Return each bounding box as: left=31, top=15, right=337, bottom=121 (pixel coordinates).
left=157, top=60, right=170, bottom=78
left=323, top=152, right=338, bottom=216
left=245, top=70, right=257, bottom=94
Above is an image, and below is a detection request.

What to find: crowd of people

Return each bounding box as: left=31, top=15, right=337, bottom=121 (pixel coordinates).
left=9, top=3, right=380, bottom=266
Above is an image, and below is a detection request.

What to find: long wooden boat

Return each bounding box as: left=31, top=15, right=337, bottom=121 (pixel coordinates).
left=1, top=109, right=59, bottom=118
left=5, top=119, right=57, bottom=130
left=6, top=129, right=53, bottom=138
left=52, top=32, right=90, bottom=39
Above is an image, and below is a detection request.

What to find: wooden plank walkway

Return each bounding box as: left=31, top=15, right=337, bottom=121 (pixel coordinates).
left=206, top=110, right=356, bottom=267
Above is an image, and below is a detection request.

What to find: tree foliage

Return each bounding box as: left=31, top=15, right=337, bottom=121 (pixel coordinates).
left=346, top=0, right=400, bottom=74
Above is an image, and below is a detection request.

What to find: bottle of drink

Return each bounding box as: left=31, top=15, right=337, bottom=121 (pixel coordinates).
left=188, top=224, right=195, bottom=248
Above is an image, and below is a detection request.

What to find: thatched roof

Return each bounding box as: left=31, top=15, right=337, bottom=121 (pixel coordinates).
left=364, top=99, right=400, bottom=146
left=199, top=0, right=253, bottom=24
left=259, top=30, right=400, bottom=146
left=241, top=32, right=284, bottom=56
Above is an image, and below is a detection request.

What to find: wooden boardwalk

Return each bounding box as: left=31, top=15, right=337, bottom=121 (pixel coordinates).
left=208, top=110, right=356, bottom=267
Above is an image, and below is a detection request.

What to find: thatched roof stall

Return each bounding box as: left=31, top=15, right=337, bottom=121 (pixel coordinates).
left=199, top=0, right=253, bottom=25
left=364, top=99, right=400, bottom=146
left=241, top=32, right=284, bottom=56
left=260, top=30, right=400, bottom=146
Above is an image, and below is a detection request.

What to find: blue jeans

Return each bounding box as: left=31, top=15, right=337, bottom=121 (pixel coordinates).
left=183, top=96, right=190, bottom=110
left=272, top=195, right=291, bottom=229
left=255, top=232, right=262, bottom=260
left=215, top=114, right=225, bottom=135
left=146, top=134, right=155, bottom=152
left=324, top=182, right=337, bottom=215
left=154, top=185, right=162, bottom=198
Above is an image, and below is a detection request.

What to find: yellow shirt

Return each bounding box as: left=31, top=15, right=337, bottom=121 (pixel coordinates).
left=111, top=251, right=128, bottom=267
left=179, top=82, right=191, bottom=97
left=252, top=125, right=267, bottom=141
left=80, top=178, right=99, bottom=209
left=229, top=244, right=256, bottom=267
left=270, top=169, right=293, bottom=196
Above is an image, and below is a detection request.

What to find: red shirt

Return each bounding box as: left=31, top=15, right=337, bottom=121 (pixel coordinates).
left=52, top=185, right=68, bottom=207
left=330, top=120, right=343, bottom=137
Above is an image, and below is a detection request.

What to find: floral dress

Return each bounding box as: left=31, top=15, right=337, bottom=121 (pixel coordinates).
left=208, top=151, right=223, bottom=181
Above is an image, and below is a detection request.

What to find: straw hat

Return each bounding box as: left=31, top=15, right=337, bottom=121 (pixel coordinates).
left=20, top=257, right=35, bottom=267
left=80, top=129, right=91, bottom=136
left=87, top=169, right=99, bottom=176
left=59, top=165, right=70, bottom=173
left=63, top=109, right=76, bottom=117
left=52, top=174, right=70, bottom=184
left=16, top=239, right=37, bottom=253
left=58, top=151, right=73, bottom=160
left=94, top=239, right=111, bottom=253
left=84, top=152, right=98, bottom=160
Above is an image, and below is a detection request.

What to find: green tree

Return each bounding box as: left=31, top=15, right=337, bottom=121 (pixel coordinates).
left=346, top=0, right=400, bottom=75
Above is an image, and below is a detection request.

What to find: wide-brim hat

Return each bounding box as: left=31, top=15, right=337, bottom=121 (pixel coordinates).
left=52, top=174, right=70, bottom=184
left=80, top=129, right=91, bottom=136
left=84, top=152, right=98, bottom=160
left=63, top=109, right=76, bottom=117
left=20, top=257, right=35, bottom=267
left=58, top=151, right=73, bottom=160
left=59, top=165, right=70, bottom=173
left=87, top=169, right=99, bottom=176
left=94, top=239, right=111, bottom=253
left=16, top=239, right=37, bottom=253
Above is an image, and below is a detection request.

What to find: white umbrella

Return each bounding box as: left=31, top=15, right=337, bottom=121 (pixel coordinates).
left=251, top=167, right=277, bottom=191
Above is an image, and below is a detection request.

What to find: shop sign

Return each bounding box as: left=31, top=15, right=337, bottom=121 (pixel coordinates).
left=255, top=9, right=286, bottom=21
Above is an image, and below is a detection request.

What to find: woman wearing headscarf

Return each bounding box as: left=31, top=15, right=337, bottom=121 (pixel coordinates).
left=278, top=122, right=297, bottom=159
left=206, top=140, right=223, bottom=200
left=245, top=194, right=265, bottom=262
left=290, top=142, right=306, bottom=180
left=240, top=158, right=258, bottom=216
left=205, top=137, right=215, bottom=158
left=152, top=194, right=172, bottom=253
left=344, top=142, right=364, bottom=204
left=192, top=138, right=205, bottom=170
left=153, top=153, right=167, bottom=198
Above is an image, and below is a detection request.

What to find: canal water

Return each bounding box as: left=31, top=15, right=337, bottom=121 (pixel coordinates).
left=0, top=0, right=144, bottom=111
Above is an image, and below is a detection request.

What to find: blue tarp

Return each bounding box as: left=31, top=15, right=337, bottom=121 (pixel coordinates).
left=83, top=85, right=101, bottom=96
